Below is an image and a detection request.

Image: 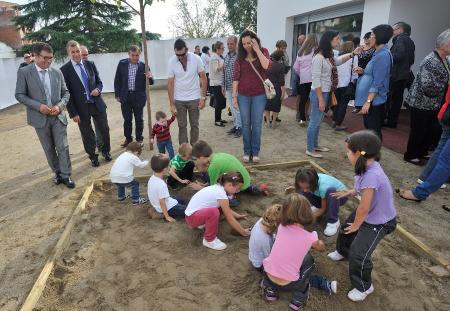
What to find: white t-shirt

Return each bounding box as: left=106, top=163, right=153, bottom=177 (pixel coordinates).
left=201, top=53, right=210, bottom=73
left=110, top=152, right=149, bottom=184
left=249, top=218, right=274, bottom=268
left=147, top=175, right=178, bottom=213
left=168, top=52, right=204, bottom=101
left=185, top=184, right=228, bottom=216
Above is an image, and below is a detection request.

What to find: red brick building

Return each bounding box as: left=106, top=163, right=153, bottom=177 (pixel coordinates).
left=0, top=1, right=26, bottom=50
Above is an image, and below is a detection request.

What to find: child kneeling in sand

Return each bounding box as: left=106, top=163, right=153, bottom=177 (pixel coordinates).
left=167, top=143, right=195, bottom=190
left=250, top=203, right=337, bottom=297
left=261, top=193, right=328, bottom=310
left=148, top=154, right=188, bottom=223
left=184, top=171, right=250, bottom=251
left=110, top=142, right=149, bottom=204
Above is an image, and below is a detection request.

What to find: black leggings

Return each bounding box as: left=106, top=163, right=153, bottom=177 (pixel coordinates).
left=297, top=83, right=312, bottom=122
left=210, top=85, right=226, bottom=122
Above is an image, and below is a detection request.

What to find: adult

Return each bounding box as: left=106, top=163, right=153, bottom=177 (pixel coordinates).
left=80, top=45, right=89, bottom=61
left=270, top=40, right=289, bottom=123
left=194, top=45, right=202, bottom=56
left=404, top=29, right=450, bottom=167
left=293, top=34, right=318, bottom=127
left=354, top=25, right=393, bottom=141
left=167, top=39, right=207, bottom=144
left=60, top=40, right=112, bottom=167
left=209, top=40, right=227, bottom=127
left=333, top=41, right=358, bottom=131
left=352, top=32, right=375, bottom=113
left=384, top=22, right=415, bottom=128
left=201, top=46, right=211, bottom=94
left=291, top=34, right=306, bottom=99
left=233, top=29, right=271, bottom=163
left=306, top=30, right=361, bottom=158
left=19, top=53, right=33, bottom=68
left=114, top=45, right=153, bottom=147
left=223, top=35, right=242, bottom=138
left=15, top=42, right=74, bottom=188
left=264, top=50, right=285, bottom=128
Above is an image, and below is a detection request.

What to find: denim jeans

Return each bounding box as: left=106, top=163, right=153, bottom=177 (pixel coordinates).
left=413, top=136, right=450, bottom=200
left=419, top=125, right=450, bottom=181
left=156, top=138, right=175, bottom=159
left=116, top=179, right=140, bottom=201
left=238, top=94, right=266, bottom=156
left=307, top=91, right=329, bottom=152
left=226, top=90, right=242, bottom=129
left=168, top=197, right=187, bottom=218
left=300, top=187, right=347, bottom=224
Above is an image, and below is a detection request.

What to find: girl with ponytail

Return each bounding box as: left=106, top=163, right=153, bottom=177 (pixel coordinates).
left=327, top=130, right=397, bottom=302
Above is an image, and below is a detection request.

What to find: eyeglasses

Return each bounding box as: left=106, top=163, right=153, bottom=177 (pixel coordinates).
left=38, top=54, right=54, bottom=61
left=176, top=52, right=187, bottom=58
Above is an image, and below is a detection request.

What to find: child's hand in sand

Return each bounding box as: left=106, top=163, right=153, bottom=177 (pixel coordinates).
left=331, top=189, right=355, bottom=199
left=181, top=179, right=190, bottom=184
left=234, top=213, right=247, bottom=220
left=165, top=216, right=176, bottom=223
left=242, top=228, right=251, bottom=236
left=188, top=181, right=204, bottom=191
left=284, top=186, right=295, bottom=194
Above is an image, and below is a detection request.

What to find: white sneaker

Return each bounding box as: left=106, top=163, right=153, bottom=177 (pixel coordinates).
left=324, top=220, right=340, bottom=236
left=310, top=205, right=320, bottom=213
left=306, top=150, right=323, bottom=158
left=328, top=250, right=344, bottom=261
left=330, top=281, right=338, bottom=294
left=417, top=178, right=446, bottom=189
left=243, top=155, right=250, bottom=163
left=202, top=237, right=227, bottom=250
left=252, top=156, right=260, bottom=163
left=347, top=285, right=374, bottom=302
left=315, top=146, right=330, bottom=152
left=197, top=225, right=205, bottom=230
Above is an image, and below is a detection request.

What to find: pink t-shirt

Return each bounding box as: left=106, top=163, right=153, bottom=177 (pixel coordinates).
left=263, top=225, right=318, bottom=282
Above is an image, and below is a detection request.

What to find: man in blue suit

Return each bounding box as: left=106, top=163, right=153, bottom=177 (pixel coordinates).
left=114, top=45, right=154, bottom=147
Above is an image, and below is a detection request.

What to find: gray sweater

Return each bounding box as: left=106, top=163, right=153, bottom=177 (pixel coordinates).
left=311, top=53, right=346, bottom=92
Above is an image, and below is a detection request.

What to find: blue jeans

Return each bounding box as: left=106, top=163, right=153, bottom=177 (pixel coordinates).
left=238, top=94, right=266, bottom=156
left=168, top=197, right=187, bottom=218
left=116, top=180, right=140, bottom=201
left=419, top=125, right=450, bottom=181
left=226, top=90, right=242, bottom=129
left=300, top=187, right=347, bottom=224
left=413, top=136, right=450, bottom=200
left=157, top=138, right=175, bottom=159
left=307, top=91, right=329, bottom=152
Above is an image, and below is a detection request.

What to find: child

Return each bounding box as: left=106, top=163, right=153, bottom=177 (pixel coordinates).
left=289, top=167, right=348, bottom=236
left=110, top=142, right=149, bottom=204
left=249, top=204, right=337, bottom=296
left=147, top=154, right=187, bottom=223
left=328, top=130, right=397, bottom=302
left=167, top=143, right=195, bottom=190
left=151, top=111, right=176, bottom=159
left=261, top=193, right=327, bottom=310
left=184, top=171, right=250, bottom=251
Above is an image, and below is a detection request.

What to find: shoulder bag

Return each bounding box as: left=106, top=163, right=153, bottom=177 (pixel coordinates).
left=248, top=61, right=276, bottom=99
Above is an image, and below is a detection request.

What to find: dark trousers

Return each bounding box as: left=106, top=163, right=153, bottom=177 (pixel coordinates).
left=385, top=79, right=408, bottom=127
left=336, top=211, right=396, bottom=292
left=93, top=118, right=104, bottom=151
left=156, top=138, right=175, bottom=159
left=404, top=107, right=440, bottom=160
left=300, top=187, right=347, bottom=224
left=211, top=85, right=226, bottom=122
left=78, top=103, right=111, bottom=158
left=363, top=104, right=384, bottom=141
left=167, top=161, right=195, bottom=189
left=168, top=197, right=187, bottom=218
left=297, top=82, right=312, bottom=122
left=121, top=92, right=144, bottom=142
left=333, top=86, right=350, bottom=126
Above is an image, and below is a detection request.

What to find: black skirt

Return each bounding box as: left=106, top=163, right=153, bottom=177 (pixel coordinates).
left=265, top=87, right=282, bottom=112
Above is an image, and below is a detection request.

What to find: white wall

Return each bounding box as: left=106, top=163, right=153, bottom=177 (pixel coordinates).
left=360, top=0, right=391, bottom=35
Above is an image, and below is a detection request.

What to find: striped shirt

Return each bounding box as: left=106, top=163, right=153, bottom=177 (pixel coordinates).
left=223, top=51, right=237, bottom=91
left=169, top=154, right=189, bottom=171
left=151, top=115, right=176, bottom=141
left=128, top=62, right=138, bottom=91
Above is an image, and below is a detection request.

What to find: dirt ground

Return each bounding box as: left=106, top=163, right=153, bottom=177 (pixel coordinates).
left=0, top=90, right=449, bottom=310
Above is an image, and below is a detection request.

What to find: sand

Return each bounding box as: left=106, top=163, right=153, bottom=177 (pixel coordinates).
left=0, top=90, right=449, bottom=310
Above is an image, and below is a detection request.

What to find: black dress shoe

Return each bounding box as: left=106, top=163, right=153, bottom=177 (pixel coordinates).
left=90, top=155, right=100, bottom=167
left=61, top=177, right=75, bottom=188
left=53, top=174, right=62, bottom=185
left=214, top=122, right=225, bottom=127
left=102, top=152, right=112, bottom=162
left=220, top=120, right=228, bottom=124
left=275, top=117, right=281, bottom=123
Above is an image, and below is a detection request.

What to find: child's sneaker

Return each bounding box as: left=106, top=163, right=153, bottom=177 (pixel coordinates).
left=132, top=197, right=148, bottom=205
left=327, top=250, right=344, bottom=261
left=263, top=285, right=278, bottom=302
left=327, top=280, right=337, bottom=295
left=118, top=194, right=131, bottom=202
left=202, top=237, right=227, bottom=250
left=347, top=285, right=374, bottom=302
left=288, top=298, right=304, bottom=310
left=324, top=220, right=340, bottom=236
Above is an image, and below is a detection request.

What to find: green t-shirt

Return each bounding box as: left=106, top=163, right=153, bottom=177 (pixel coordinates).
left=208, top=153, right=251, bottom=190
left=169, top=154, right=188, bottom=171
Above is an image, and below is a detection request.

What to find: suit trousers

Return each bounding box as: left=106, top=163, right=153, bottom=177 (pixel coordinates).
left=35, top=116, right=72, bottom=179
left=121, top=92, right=145, bottom=142
left=175, top=99, right=200, bottom=144
left=385, top=79, right=408, bottom=127
left=78, top=103, right=111, bottom=157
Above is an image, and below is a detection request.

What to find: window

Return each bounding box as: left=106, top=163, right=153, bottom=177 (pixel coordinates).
left=308, top=13, right=363, bottom=43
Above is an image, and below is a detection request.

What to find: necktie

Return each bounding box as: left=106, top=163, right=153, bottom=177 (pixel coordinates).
left=77, top=63, right=91, bottom=100
left=40, top=70, right=52, bottom=107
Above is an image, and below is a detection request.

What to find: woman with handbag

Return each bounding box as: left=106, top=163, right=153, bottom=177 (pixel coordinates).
left=306, top=30, right=361, bottom=158
left=209, top=41, right=227, bottom=127
left=233, top=29, right=271, bottom=163
left=264, top=50, right=285, bottom=128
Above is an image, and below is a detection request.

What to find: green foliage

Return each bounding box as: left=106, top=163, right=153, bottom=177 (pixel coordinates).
left=140, top=31, right=161, bottom=40
left=224, top=0, right=257, bottom=34
left=15, top=0, right=140, bottom=58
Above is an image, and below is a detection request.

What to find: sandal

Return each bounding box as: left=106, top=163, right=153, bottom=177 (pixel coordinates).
left=396, top=189, right=422, bottom=202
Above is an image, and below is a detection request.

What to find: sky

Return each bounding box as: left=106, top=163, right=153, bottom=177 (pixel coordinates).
left=13, top=0, right=187, bottom=39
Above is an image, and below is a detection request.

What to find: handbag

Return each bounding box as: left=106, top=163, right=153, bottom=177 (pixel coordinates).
left=344, top=56, right=356, bottom=100
left=248, top=61, right=276, bottom=99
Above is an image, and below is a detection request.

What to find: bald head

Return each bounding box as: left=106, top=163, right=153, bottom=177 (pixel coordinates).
left=297, top=34, right=306, bottom=45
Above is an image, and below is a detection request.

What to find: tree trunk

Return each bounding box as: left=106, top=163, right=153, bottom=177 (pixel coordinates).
left=139, top=0, right=153, bottom=150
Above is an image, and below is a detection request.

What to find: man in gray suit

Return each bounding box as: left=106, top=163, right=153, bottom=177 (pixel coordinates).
left=15, top=42, right=75, bottom=188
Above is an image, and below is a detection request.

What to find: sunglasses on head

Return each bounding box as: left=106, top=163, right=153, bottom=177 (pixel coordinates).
left=176, top=52, right=187, bottom=58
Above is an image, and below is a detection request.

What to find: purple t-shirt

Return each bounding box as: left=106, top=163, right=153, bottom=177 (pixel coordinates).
left=354, top=162, right=396, bottom=225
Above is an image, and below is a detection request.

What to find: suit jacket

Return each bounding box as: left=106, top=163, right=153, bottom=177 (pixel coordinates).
left=60, top=60, right=107, bottom=119
left=390, top=33, right=415, bottom=82
left=15, top=64, right=70, bottom=128
left=114, top=59, right=153, bottom=105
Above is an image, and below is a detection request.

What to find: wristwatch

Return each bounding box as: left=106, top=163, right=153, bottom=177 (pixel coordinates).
left=366, top=99, right=372, bottom=104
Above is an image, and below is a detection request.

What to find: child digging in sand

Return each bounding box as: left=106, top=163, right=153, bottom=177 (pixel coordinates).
left=167, top=143, right=195, bottom=190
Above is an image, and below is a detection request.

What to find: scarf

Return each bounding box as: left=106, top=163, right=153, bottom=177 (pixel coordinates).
left=329, top=56, right=338, bottom=92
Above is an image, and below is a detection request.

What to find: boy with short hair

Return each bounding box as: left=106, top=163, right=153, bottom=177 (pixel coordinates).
left=151, top=111, right=176, bottom=159
left=147, top=154, right=187, bottom=222
left=167, top=143, right=196, bottom=189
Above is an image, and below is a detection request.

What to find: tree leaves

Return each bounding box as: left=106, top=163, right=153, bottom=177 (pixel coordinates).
left=224, top=0, right=256, bottom=34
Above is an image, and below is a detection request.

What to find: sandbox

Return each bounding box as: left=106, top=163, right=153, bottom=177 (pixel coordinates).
left=21, top=161, right=449, bottom=311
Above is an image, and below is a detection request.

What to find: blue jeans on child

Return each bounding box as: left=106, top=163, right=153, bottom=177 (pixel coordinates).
left=238, top=94, right=266, bottom=157
left=157, top=138, right=175, bottom=159
left=307, top=91, right=329, bottom=152
left=226, top=90, right=242, bottom=129
left=300, top=187, right=346, bottom=224
left=116, top=180, right=140, bottom=202
left=168, top=197, right=188, bottom=218
left=419, top=125, right=450, bottom=182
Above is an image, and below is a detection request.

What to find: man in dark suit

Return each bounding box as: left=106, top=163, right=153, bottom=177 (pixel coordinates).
left=114, top=45, right=153, bottom=147
left=61, top=40, right=112, bottom=167
left=15, top=42, right=75, bottom=188
left=19, top=53, right=34, bottom=68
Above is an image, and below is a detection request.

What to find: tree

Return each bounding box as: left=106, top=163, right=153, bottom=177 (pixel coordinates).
left=224, top=0, right=257, bottom=34
left=14, top=0, right=140, bottom=58
left=171, top=0, right=230, bottom=38
left=140, top=31, right=162, bottom=41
